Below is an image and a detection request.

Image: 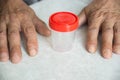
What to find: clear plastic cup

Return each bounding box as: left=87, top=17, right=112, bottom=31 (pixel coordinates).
left=49, top=12, right=79, bottom=52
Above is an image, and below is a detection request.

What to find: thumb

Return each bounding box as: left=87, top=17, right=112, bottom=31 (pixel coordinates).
left=78, top=8, right=87, bottom=26
left=33, top=16, right=51, bottom=37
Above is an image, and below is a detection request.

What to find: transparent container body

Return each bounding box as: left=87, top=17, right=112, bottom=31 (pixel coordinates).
left=51, top=29, right=76, bottom=52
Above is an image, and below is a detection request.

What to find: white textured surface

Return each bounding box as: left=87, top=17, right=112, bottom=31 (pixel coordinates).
left=0, top=0, right=120, bottom=80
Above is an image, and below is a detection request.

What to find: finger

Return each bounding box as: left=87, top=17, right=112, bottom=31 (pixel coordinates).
left=8, top=14, right=22, bottom=63
left=78, top=9, right=86, bottom=26
left=0, top=18, right=9, bottom=62
left=33, top=16, right=51, bottom=37
left=86, top=12, right=104, bottom=53
left=113, top=22, right=120, bottom=54
left=101, top=20, right=114, bottom=59
left=21, top=17, right=38, bottom=56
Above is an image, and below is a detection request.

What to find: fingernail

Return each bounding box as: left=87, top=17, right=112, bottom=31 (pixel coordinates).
left=102, top=49, right=112, bottom=59
left=113, top=46, right=120, bottom=54
left=11, top=54, right=21, bottom=64
left=29, top=49, right=37, bottom=57
left=88, top=45, right=96, bottom=53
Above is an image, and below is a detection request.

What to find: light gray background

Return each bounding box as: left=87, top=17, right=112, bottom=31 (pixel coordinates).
left=0, top=0, right=120, bottom=80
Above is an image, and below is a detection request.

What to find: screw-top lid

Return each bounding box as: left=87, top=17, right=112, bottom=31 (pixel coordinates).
left=49, top=12, right=79, bottom=32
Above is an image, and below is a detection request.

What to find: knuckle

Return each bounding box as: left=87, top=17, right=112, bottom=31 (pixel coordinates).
left=17, top=11, right=27, bottom=17
left=113, top=43, right=120, bottom=46
left=105, top=12, right=117, bottom=20
left=0, top=15, right=5, bottom=21
left=102, top=22, right=113, bottom=33
left=89, top=10, right=104, bottom=19
left=88, top=27, right=98, bottom=32
left=102, top=27, right=113, bottom=33
left=24, top=26, right=35, bottom=34
left=87, top=41, right=97, bottom=45
left=4, top=14, right=9, bottom=24
left=26, top=38, right=37, bottom=47
left=16, top=9, right=35, bottom=19
left=9, top=14, right=17, bottom=20
left=88, top=11, right=104, bottom=24
left=114, top=25, right=120, bottom=34
left=8, top=30, right=18, bottom=37
left=114, top=30, right=120, bottom=44
left=10, top=45, right=20, bottom=51
left=17, top=11, right=29, bottom=20
left=107, top=14, right=114, bottom=19
left=23, top=26, right=36, bottom=39
left=0, top=30, right=6, bottom=38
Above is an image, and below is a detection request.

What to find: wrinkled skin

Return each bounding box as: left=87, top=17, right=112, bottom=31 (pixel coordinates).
left=0, top=0, right=120, bottom=64
left=0, top=0, right=51, bottom=63
left=79, top=0, right=120, bottom=59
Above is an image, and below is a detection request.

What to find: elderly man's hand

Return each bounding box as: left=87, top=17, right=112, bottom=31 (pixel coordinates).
left=79, top=0, right=120, bottom=59
left=0, top=0, right=51, bottom=63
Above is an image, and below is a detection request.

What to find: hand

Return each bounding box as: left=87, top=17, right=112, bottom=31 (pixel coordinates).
left=78, top=0, right=120, bottom=59
left=0, top=0, right=51, bottom=63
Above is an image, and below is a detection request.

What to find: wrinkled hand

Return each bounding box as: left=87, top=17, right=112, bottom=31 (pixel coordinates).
left=0, top=0, right=50, bottom=63
left=79, top=0, right=120, bottom=59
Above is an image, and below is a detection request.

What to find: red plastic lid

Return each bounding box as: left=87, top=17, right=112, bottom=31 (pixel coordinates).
left=49, top=12, right=79, bottom=32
